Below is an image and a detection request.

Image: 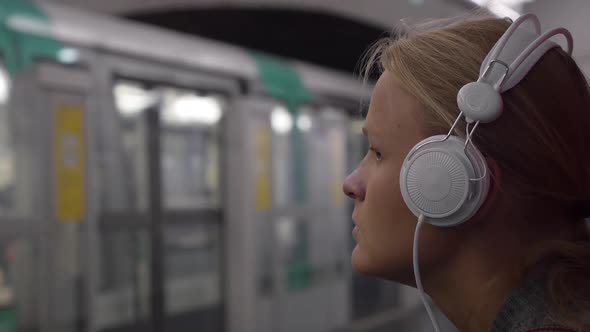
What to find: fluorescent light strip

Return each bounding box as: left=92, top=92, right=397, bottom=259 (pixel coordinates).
left=468, top=0, right=535, bottom=19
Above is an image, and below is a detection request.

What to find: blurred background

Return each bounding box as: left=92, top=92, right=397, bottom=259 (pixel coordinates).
left=0, top=1, right=587, bottom=332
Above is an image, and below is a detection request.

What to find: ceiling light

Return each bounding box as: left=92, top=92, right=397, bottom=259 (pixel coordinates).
left=114, top=82, right=157, bottom=117
left=0, top=67, right=10, bottom=105
left=296, top=113, right=312, bottom=132
left=58, top=47, right=80, bottom=64
left=163, top=94, right=223, bottom=125
left=271, top=105, right=293, bottom=135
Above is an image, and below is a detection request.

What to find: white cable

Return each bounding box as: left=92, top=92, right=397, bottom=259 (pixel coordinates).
left=413, top=215, right=441, bottom=332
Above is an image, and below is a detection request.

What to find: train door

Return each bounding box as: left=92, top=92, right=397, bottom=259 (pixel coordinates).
left=273, top=105, right=351, bottom=332
left=0, top=61, right=44, bottom=332
left=20, top=62, right=97, bottom=332
left=225, top=99, right=351, bottom=332
left=92, top=54, right=239, bottom=332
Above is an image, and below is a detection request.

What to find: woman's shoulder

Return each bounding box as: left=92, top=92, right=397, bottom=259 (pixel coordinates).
left=489, top=266, right=579, bottom=332
left=522, top=327, right=579, bottom=332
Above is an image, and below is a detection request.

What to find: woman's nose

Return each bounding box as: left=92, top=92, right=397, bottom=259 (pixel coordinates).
left=343, top=169, right=366, bottom=201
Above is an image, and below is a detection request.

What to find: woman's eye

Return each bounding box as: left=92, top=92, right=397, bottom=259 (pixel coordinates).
left=369, top=147, right=383, bottom=161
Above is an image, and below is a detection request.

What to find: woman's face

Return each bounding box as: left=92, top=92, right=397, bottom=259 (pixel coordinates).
left=343, top=71, right=460, bottom=284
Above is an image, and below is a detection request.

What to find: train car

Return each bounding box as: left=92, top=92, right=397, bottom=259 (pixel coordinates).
left=0, top=1, right=438, bottom=332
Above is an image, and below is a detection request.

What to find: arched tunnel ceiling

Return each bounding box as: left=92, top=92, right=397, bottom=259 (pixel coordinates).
left=128, top=8, right=389, bottom=74
left=45, top=0, right=469, bottom=27
left=43, top=0, right=471, bottom=73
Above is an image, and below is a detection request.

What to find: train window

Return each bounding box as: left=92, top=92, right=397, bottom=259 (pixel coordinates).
left=109, top=80, right=157, bottom=211
left=270, top=104, right=317, bottom=206
left=114, top=80, right=157, bottom=119
left=160, top=87, right=224, bottom=210
left=270, top=104, right=293, bottom=206
left=110, top=80, right=224, bottom=211
left=0, top=64, right=14, bottom=214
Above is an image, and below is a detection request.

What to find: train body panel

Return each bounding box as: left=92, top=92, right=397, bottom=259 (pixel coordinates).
left=37, top=2, right=259, bottom=81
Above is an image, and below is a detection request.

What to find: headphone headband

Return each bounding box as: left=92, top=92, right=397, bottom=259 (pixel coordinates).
left=404, top=14, right=576, bottom=221
left=479, top=13, right=573, bottom=93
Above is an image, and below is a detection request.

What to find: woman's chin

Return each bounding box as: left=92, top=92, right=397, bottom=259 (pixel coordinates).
left=351, top=244, right=415, bottom=284
left=351, top=244, right=378, bottom=276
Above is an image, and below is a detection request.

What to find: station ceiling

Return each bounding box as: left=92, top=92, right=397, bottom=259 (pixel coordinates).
left=42, top=0, right=471, bottom=73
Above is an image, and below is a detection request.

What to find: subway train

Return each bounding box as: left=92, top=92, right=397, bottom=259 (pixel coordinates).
left=0, top=2, right=445, bottom=332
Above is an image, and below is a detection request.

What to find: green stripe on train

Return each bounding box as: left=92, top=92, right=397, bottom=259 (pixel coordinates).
left=0, top=0, right=63, bottom=73
left=250, top=52, right=312, bottom=110
left=250, top=51, right=313, bottom=205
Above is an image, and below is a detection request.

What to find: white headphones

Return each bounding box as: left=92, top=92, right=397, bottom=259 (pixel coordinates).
left=400, top=13, right=573, bottom=228
left=399, top=14, right=574, bottom=332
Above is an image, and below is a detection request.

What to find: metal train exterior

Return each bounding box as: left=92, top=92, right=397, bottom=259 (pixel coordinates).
left=0, top=2, right=444, bottom=332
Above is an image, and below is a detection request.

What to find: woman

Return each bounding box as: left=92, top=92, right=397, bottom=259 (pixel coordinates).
left=343, top=12, right=590, bottom=332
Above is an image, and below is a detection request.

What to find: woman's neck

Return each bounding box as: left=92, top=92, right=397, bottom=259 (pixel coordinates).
left=424, top=210, right=578, bottom=332
left=424, top=231, right=524, bottom=332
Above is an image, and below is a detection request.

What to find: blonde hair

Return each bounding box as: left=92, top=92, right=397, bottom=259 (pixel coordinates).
left=362, top=13, right=590, bottom=330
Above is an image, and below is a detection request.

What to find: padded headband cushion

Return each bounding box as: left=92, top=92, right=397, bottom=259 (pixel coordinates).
left=480, top=25, right=560, bottom=93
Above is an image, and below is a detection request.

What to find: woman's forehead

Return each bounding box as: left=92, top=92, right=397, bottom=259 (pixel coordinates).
left=366, top=71, right=420, bottom=138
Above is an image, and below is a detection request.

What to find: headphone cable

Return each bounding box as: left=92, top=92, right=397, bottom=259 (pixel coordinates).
left=414, top=214, right=442, bottom=332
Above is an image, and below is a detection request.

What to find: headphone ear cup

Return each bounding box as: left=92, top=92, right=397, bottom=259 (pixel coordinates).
left=400, top=135, right=490, bottom=227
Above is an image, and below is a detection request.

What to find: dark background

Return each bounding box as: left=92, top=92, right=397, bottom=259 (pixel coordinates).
left=128, top=8, right=389, bottom=75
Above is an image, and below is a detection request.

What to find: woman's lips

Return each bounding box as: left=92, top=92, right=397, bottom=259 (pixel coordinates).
left=352, top=225, right=359, bottom=239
